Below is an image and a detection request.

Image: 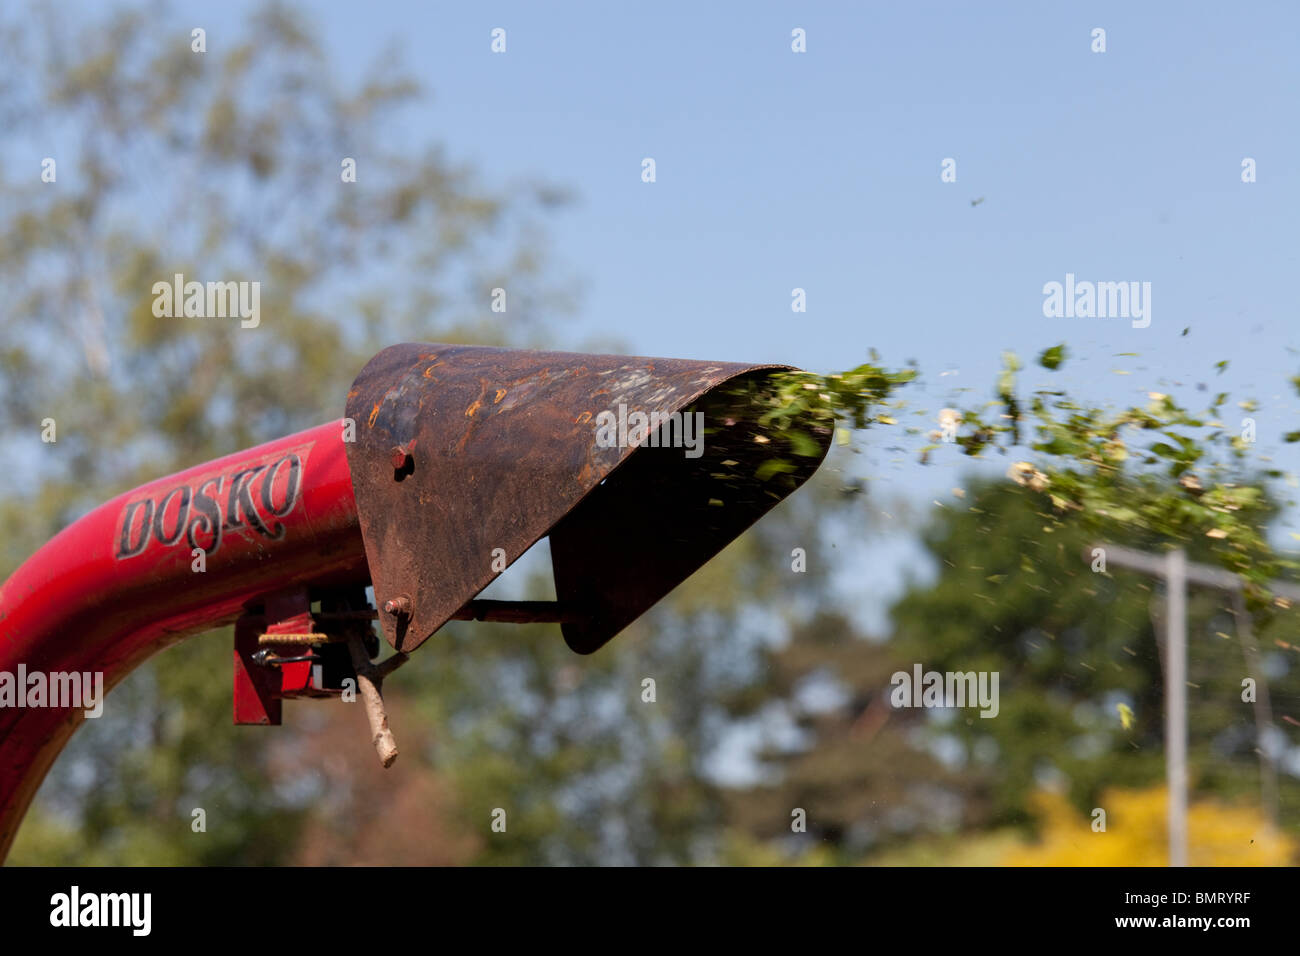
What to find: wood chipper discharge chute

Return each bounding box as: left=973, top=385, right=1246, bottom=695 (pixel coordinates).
left=345, top=343, right=832, bottom=655
left=0, top=342, right=831, bottom=860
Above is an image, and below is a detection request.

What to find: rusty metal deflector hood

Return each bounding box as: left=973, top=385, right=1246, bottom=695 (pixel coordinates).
left=345, top=343, right=830, bottom=654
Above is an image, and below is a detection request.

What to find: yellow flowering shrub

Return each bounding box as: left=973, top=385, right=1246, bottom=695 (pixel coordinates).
left=1002, top=785, right=1295, bottom=866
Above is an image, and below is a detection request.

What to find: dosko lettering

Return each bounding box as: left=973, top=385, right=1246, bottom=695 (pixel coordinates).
left=115, top=450, right=305, bottom=559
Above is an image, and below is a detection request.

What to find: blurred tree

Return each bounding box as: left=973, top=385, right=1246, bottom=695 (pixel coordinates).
left=722, top=343, right=1300, bottom=862
left=391, top=467, right=865, bottom=865
left=726, top=475, right=1300, bottom=862
left=722, top=605, right=968, bottom=860
left=1, top=0, right=571, bottom=864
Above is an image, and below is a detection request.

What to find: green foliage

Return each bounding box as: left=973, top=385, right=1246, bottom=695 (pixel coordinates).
left=762, top=344, right=1293, bottom=605
left=1038, top=344, right=1067, bottom=370
left=723, top=345, right=1300, bottom=857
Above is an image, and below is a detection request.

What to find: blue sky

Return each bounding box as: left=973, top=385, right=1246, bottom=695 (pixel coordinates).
left=154, top=3, right=1296, bottom=360
left=58, top=0, right=1300, bottom=617
left=185, top=0, right=1298, bottom=496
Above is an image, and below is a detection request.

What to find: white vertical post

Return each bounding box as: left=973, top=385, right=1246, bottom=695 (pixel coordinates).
left=1166, top=548, right=1188, bottom=867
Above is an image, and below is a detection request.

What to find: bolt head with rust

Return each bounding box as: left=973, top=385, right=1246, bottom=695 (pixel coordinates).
left=390, top=445, right=411, bottom=469
left=383, top=594, right=413, bottom=617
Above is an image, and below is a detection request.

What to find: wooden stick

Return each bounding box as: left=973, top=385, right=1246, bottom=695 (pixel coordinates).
left=345, top=636, right=407, bottom=768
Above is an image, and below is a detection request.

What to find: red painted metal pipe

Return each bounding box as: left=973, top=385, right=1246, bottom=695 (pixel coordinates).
left=0, top=421, right=368, bottom=859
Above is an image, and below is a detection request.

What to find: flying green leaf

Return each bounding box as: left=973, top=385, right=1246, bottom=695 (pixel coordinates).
left=1038, top=344, right=1067, bottom=370
left=1117, top=703, right=1135, bottom=731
